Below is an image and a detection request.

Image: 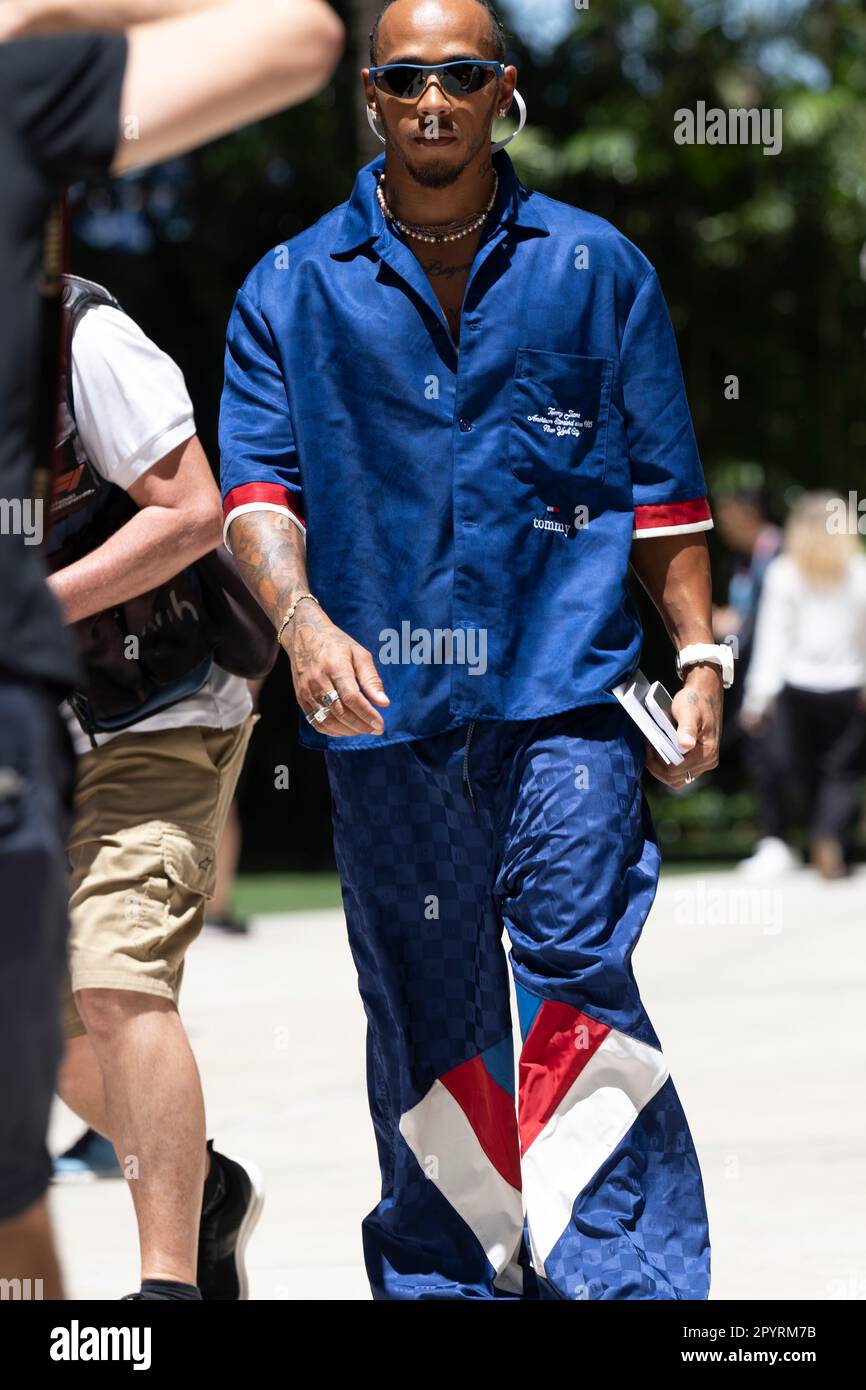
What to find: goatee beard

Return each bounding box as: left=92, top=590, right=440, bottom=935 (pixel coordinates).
left=404, top=155, right=473, bottom=189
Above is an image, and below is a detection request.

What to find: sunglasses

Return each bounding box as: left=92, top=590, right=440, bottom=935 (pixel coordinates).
left=369, top=59, right=504, bottom=101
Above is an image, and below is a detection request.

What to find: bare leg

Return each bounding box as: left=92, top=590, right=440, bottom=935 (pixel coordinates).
left=58, top=1035, right=212, bottom=1183
left=208, top=800, right=242, bottom=919
left=0, top=1196, right=64, bottom=1300
left=68, top=990, right=207, bottom=1285
left=57, top=1033, right=109, bottom=1135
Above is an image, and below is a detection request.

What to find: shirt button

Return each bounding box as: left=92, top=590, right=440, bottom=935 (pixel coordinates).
left=459, top=418, right=473, bottom=433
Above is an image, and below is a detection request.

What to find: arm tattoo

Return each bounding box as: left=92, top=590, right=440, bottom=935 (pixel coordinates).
left=228, top=510, right=309, bottom=629
left=228, top=510, right=346, bottom=675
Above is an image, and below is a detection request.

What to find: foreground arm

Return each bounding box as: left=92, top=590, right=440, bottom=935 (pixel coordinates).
left=1, top=0, right=213, bottom=32
left=227, top=510, right=389, bottom=738
left=630, top=533, right=723, bottom=788
left=0, top=0, right=345, bottom=176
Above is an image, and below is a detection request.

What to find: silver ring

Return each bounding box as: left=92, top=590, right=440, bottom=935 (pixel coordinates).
left=306, top=705, right=330, bottom=726
left=320, top=689, right=341, bottom=711
left=685, top=771, right=694, bottom=785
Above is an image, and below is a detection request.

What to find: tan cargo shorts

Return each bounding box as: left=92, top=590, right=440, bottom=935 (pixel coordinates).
left=63, top=716, right=256, bottom=1039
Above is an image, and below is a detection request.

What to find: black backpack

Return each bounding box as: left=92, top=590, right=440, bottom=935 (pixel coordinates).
left=48, top=275, right=277, bottom=744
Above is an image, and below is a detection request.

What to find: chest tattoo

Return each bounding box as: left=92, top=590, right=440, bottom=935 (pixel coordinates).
left=421, top=259, right=474, bottom=280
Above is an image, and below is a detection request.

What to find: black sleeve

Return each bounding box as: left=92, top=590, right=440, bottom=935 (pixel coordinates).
left=0, top=34, right=128, bottom=184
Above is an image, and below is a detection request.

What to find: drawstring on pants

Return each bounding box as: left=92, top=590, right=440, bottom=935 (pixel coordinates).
left=462, top=720, right=477, bottom=814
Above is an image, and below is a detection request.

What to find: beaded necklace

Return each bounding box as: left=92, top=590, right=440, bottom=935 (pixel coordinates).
left=376, top=171, right=498, bottom=245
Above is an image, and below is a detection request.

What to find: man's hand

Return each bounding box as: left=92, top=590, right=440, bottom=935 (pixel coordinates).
left=630, top=532, right=723, bottom=788
left=644, top=664, right=723, bottom=789
left=227, top=510, right=390, bottom=738
left=284, top=601, right=390, bottom=738
left=739, top=703, right=773, bottom=736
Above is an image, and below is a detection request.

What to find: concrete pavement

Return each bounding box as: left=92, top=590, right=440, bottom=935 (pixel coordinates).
left=48, top=867, right=866, bottom=1301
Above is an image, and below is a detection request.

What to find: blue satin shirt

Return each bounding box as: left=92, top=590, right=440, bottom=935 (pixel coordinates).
left=220, top=150, right=712, bottom=751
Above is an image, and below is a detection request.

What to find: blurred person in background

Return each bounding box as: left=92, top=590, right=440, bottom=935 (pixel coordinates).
left=206, top=677, right=267, bottom=937
left=712, top=487, right=782, bottom=660
left=711, top=486, right=789, bottom=877
left=47, top=273, right=274, bottom=1300
left=740, top=491, right=866, bottom=880
left=0, top=0, right=342, bottom=1300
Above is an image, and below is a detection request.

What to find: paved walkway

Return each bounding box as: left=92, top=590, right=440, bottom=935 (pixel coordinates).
left=49, top=868, right=866, bottom=1301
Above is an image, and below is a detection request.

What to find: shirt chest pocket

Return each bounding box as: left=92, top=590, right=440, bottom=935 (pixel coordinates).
left=508, top=349, right=614, bottom=492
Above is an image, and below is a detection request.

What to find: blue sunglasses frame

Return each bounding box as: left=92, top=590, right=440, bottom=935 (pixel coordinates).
left=368, top=59, right=505, bottom=100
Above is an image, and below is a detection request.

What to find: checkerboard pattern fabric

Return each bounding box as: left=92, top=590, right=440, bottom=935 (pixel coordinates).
left=325, top=703, right=710, bottom=1300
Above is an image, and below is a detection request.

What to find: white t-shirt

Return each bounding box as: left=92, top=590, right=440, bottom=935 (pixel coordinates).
left=62, top=303, right=252, bottom=757
left=742, top=551, right=866, bottom=716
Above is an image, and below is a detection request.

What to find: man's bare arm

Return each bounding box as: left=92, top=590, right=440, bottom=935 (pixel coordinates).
left=630, top=532, right=723, bottom=787
left=228, top=510, right=390, bottom=739
left=0, top=0, right=345, bottom=176
left=631, top=532, right=715, bottom=647
left=47, top=436, right=221, bottom=623
left=0, top=1, right=212, bottom=35
left=115, top=1, right=344, bottom=174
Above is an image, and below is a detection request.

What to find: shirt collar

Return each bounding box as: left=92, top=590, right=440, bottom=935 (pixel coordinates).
left=330, top=148, right=549, bottom=259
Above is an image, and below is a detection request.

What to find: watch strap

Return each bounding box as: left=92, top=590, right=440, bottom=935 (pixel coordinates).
left=677, top=642, right=735, bottom=689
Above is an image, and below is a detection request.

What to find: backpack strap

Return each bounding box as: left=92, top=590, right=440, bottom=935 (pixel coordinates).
left=61, top=274, right=123, bottom=419
left=33, top=199, right=69, bottom=542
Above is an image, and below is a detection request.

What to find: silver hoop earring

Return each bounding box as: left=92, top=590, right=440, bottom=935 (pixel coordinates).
left=366, top=105, right=387, bottom=145
left=491, top=89, right=527, bottom=153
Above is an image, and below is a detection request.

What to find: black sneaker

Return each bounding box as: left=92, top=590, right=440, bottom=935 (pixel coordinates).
left=205, top=911, right=251, bottom=936
left=197, top=1150, right=264, bottom=1300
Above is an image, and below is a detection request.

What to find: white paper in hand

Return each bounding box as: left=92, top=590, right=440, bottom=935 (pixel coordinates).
left=611, top=669, right=686, bottom=766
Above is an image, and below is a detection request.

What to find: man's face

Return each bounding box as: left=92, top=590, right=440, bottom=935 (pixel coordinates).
left=715, top=498, right=762, bottom=553
left=364, top=0, right=515, bottom=189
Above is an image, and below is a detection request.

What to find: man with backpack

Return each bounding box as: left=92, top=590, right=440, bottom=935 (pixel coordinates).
left=46, top=274, right=273, bottom=1301
left=0, top=0, right=342, bottom=1297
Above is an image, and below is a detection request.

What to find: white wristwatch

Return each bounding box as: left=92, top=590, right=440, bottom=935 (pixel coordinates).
left=676, top=642, right=735, bottom=689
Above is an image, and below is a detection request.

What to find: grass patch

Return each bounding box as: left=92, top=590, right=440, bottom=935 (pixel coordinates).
left=233, top=862, right=738, bottom=917
left=232, top=873, right=343, bottom=916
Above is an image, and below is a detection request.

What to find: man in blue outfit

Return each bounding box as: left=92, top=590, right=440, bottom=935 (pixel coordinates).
left=220, top=0, right=731, bottom=1300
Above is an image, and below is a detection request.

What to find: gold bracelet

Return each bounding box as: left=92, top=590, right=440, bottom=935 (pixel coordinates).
left=277, top=594, right=319, bottom=646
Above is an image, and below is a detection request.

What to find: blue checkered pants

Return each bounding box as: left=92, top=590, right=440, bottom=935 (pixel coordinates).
left=325, top=703, right=710, bottom=1300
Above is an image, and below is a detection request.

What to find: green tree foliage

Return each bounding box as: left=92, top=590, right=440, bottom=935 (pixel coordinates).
left=501, top=0, right=866, bottom=505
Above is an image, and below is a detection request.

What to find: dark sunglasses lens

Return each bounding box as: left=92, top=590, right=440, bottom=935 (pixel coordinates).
left=375, top=63, right=496, bottom=99
left=441, top=63, right=494, bottom=96
left=376, top=66, right=424, bottom=98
